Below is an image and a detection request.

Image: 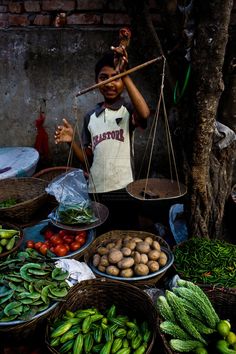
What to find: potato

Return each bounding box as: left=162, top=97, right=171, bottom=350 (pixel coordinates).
left=148, top=250, right=161, bottom=261
left=114, top=239, right=122, bottom=249
left=106, top=265, right=120, bottom=276
left=140, top=253, right=148, bottom=264
left=93, top=254, right=101, bottom=267
left=124, top=240, right=136, bottom=250
left=147, top=260, right=160, bottom=272
left=124, top=236, right=133, bottom=242
left=117, top=257, right=135, bottom=269
left=108, top=250, right=123, bottom=264
left=106, top=242, right=116, bottom=250
left=97, top=247, right=109, bottom=255
left=144, top=236, right=153, bottom=245
left=136, top=241, right=150, bottom=254
left=120, top=268, right=134, bottom=278
left=100, top=255, right=109, bottom=267
left=98, top=264, right=106, bottom=272
left=158, top=252, right=168, bottom=266
left=132, top=237, right=143, bottom=243
left=121, top=247, right=132, bottom=256
left=133, top=251, right=141, bottom=264
left=134, top=264, right=149, bottom=276
left=152, top=241, right=161, bottom=251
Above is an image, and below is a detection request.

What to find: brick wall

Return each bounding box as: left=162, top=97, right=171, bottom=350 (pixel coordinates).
left=0, top=0, right=162, bottom=28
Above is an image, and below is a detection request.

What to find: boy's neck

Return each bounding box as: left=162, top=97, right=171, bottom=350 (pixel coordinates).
left=104, top=95, right=122, bottom=107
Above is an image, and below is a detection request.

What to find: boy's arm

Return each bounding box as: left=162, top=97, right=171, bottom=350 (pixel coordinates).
left=122, top=75, right=150, bottom=121
left=112, top=45, right=150, bottom=121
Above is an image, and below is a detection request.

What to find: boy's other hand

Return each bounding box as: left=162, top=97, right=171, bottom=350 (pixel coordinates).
left=55, top=118, right=73, bottom=144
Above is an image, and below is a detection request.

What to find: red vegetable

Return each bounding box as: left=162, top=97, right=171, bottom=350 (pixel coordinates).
left=54, top=244, right=68, bottom=257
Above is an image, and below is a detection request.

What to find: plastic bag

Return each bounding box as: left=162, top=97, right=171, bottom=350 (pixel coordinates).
left=46, top=169, right=97, bottom=225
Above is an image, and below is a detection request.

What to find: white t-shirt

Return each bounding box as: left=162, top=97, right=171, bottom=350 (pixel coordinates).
left=82, top=97, right=146, bottom=193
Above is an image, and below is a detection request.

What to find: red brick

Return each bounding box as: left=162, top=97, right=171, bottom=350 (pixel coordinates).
left=33, top=14, right=51, bottom=25
left=76, top=0, right=106, bottom=10
left=103, top=13, right=130, bottom=25
left=0, top=13, right=8, bottom=27
left=42, top=0, right=75, bottom=11
left=9, top=14, right=30, bottom=26
left=9, top=2, right=23, bottom=13
left=24, top=1, right=40, bottom=12
left=0, top=6, right=7, bottom=12
left=67, top=13, right=100, bottom=25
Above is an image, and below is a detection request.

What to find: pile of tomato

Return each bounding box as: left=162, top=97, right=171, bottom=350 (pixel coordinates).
left=26, top=227, right=87, bottom=257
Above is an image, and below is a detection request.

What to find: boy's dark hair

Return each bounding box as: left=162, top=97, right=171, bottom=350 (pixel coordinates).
left=95, top=50, right=115, bottom=82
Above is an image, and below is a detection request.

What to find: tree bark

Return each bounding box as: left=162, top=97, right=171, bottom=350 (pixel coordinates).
left=188, top=0, right=234, bottom=238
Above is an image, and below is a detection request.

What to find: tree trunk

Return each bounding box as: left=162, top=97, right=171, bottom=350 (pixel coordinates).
left=188, top=0, right=234, bottom=238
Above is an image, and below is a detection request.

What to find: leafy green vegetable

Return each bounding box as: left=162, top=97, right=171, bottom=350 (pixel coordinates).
left=56, top=203, right=98, bottom=225
left=0, top=198, right=17, bottom=208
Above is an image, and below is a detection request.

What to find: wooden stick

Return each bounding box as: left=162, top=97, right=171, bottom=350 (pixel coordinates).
left=76, top=56, right=163, bottom=97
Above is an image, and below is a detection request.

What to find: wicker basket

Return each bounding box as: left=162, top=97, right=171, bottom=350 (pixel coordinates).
left=0, top=221, right=23, bottom=258
left=0, top=177, right=48, bottom=223
left=45, top=278, right=158, bottom=354
left=158, top=287, right=236, bottom=354
left=33, top=166, right=76, bottom=182
left=84, top=230, right=172, bottom=287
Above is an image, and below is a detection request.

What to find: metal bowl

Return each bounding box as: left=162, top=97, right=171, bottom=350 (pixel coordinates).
left=89, top=247, right=174, bottom=282
left=0, top=302, right=58, bottom=327
left=22, top=219, right=95, bottom=260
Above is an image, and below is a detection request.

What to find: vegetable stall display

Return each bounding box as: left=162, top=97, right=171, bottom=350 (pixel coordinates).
left=0, top=249, right=70, bottom=322
left=173, top=238, right=236, bottom=288
left=47, top=304, right=151, bottom=354
left=156, top=279, right=236, bottom=353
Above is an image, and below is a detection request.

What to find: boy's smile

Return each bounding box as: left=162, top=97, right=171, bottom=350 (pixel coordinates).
left=97, top=66, right=124, bottom=103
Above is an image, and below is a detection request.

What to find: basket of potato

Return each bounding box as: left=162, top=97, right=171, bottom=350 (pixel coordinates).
left=84, top=230, right=174, bottom=286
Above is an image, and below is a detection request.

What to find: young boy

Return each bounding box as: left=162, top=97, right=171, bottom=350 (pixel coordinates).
left=55, top=46, right=150, bottom=230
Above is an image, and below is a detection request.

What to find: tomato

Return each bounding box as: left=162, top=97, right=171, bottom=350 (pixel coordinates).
left=54, top=244, right=68, bottom=257
left=58, top=230, right=67, bottom=237
left=63, top=235, right=74, bottom=244
left=49, top=246, right=55, bottom=253
left=50, top=235, right=63, bottom=246
left=39, top=244, right=48, bottom=256
left=44, top=229, right=54, bottom=240
left=34, top=241, right=43, bottom=250
left=44, top=240, right=51, bottom=247
left=75, top=235, right=86, bottom=245
left=70, top=241, right=81, bottom=252
left=26, top=240, right=35, bottom=249
left=76, top=231, right=87, bottom=238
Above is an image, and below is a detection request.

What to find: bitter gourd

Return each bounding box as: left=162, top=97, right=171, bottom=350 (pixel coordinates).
left=160, top=321, right=191, bottom=340
left=169, top=339, right=204, bottom=352
left=156, top=295, right=176, bottom=322
left=165, top=291, right=207, bottom=344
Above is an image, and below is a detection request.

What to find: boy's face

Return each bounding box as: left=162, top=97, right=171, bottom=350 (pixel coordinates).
left=97, top=66, right=124, bottom=103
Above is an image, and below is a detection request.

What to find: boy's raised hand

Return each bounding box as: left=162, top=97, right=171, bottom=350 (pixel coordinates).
left=55, top=118, right=74, bottom=144
left=111, top=45, right=128, bottom=73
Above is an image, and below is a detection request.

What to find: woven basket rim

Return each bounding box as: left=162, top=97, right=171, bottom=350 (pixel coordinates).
left=33, top=166, right=75, bottom=178
left=0, top=177, right=48, bottom=210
